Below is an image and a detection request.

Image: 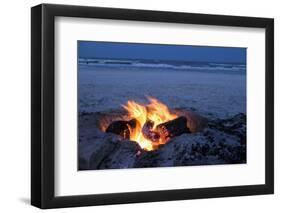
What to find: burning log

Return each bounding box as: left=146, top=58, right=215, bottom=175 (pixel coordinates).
left=105, top=119, right=137, bottom=139
left=173, top=110, right=208, bottom=132
left=142, top=120, right=160, bottom=142
left=155, top=116, right=190, bottom=142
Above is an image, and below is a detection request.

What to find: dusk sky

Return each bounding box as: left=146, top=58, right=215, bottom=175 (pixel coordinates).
left=78, top=41, right=246, bottom=63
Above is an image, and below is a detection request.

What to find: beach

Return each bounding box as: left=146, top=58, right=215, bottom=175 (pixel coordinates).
left=78, top=63, right=246, bottom=119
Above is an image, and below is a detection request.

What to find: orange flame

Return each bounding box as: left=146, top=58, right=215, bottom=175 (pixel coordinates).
left=122, top=97, right=177, bottom=151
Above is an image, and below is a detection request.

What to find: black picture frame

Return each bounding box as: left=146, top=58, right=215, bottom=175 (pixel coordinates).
left=31, top=3, right=274, bottom=209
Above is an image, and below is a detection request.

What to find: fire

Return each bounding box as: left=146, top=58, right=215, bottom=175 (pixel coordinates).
left=122, top=97, right=177, bottom=151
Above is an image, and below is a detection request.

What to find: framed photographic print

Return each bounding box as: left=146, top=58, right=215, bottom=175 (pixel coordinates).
left=31, top=3, right=274, bottom=209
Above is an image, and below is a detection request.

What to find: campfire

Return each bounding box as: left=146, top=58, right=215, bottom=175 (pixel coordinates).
left=100, top=97, right=200, bottom=151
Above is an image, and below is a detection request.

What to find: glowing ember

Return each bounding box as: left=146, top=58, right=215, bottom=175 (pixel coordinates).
left=122, top=97, right=178, bottom=151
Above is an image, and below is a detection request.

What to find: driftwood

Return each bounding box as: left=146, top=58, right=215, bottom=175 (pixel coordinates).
left=105, top=119, right=137, bottom=139
left=155, top=116, right=190, bottom=142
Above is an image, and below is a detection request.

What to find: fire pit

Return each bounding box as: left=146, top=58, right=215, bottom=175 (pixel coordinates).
left=78, top=97, right=246, bottom=170
left=100, top=97, right=207, bottom=151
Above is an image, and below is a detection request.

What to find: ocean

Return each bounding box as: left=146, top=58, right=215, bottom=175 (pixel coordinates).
left=78, top=58, right=246, bottom=74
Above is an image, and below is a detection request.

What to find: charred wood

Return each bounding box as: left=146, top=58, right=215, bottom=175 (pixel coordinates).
left=105, top=119, right=137, bottom=139
left=155, top=116, right=190, bottom=141
left=142, top=120, right=160, bottom=142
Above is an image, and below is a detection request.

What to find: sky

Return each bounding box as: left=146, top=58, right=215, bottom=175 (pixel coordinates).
left=78, top=41, right=246, bottom=64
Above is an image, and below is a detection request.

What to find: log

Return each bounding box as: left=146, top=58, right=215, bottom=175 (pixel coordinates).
left=172, top=110, right=208, bottom=132
left=142, top=120, right=160, bottom=142
left=105, top=119, right=137, bottom=139
left=155, top=116, right=190, bottom=142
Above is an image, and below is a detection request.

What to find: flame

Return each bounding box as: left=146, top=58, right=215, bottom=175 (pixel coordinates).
left=122, top=97, right=177, bottom=151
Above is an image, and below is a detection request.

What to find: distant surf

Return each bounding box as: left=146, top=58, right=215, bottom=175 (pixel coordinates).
left=78, top=58, right=246, bottom=74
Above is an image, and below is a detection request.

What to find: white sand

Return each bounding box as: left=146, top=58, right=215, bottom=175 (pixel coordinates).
left=79, top=65, right=246, bottom=119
